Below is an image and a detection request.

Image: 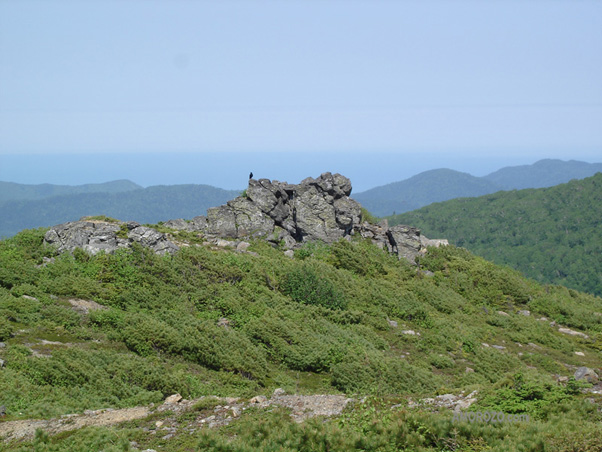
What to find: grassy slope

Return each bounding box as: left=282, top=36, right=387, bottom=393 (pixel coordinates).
left=387, top=173, right=602, bottom=297
left=0, top=227, right=601, bottom=450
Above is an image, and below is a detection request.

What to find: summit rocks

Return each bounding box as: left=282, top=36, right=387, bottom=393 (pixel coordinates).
left=43, top=173, right=447, bottom=263
left=206, top=173, right=361, bottom=244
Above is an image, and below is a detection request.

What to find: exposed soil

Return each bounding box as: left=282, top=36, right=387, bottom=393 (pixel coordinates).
left=0, top=390, right=353, bottom=443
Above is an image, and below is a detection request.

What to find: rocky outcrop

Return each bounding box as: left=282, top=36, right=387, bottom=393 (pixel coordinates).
left=407, top=391, right=478, bottom=412
left=43, top=173, right=447, bottom=263
left=44, top=219, right=178, bottom=255
left=204, top=173, right=362, bottom=245
left=200, top=172, right=446, bottom=263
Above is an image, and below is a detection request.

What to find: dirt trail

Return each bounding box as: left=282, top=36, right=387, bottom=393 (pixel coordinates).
left=0, top=406, right=151, bottom=442
left=0, top=391, right=353, bottom=443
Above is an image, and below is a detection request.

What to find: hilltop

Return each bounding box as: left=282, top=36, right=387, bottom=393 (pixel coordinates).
left=0, top=173, right=601, bottom=451
left=484, top=159, right=602, bottom=190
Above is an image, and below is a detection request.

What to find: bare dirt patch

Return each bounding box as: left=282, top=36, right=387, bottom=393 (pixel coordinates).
left=0, top=389, right=353, bottom=443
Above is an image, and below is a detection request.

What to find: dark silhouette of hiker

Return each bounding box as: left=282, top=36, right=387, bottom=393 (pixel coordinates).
left=249, top=172, right=253, bottom=180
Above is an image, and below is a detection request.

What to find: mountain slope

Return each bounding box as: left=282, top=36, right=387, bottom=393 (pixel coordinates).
left=484, top=158, right=602, bottom=190
left=0, top=227, right=601, bottom=450
left=0, top=184, right=240, bottom=238
left=353, top=169, right=502, bottom=217
left=388, top=173, right=602, bottom=296
left=0, top=180, right=142, bottom=204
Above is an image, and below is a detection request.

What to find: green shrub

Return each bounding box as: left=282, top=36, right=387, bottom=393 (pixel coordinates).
left=0, top=316, right=14, bottom=341
left=282, top=265, right=347, bottom=310
left=40, top=304, right=81, bottom=329
left=119, top=313, right=268, bottom=381
left=327, top=239, right=387, bottom=277
left=429, top=353, right=455, bottom=369
left=331, top=352, right=443, bottom=395
left=476, top=372, right=574, bottom=419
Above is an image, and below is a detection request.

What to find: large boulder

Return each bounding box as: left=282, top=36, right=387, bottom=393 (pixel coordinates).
left=294, top=183, right=345, bottom=242
left=387, top=225, right=423, bottom=263
left=226, top=197, right=276, bottom=238
left=127, top=225, right=180, bottom=255
left=162, top=216, right=207, bottom=232
left=246, top=179, right=291, bottom=223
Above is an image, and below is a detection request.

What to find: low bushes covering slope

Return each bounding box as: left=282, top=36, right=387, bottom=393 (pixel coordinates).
left=0, top=227, right=601, bottom=451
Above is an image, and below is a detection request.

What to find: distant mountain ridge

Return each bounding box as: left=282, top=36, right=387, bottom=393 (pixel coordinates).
left=3, top=158, right=601, bottom=237
left=483, top=158, right=602, bottom=190
left=353, top=169, right=502, bottom=216
left=0, top=184, right=240, bottom=238
left=0, top=180, right=142, bottom=205
left=354, top=159, right=602, bottom=217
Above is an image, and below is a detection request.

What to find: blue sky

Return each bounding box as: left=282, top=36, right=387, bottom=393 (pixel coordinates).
left=1, top=0, right=601, bottom=191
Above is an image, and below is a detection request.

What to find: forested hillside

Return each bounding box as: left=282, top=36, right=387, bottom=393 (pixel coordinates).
left=388, top=173, right=602, bottom=296
left=0, top=226, right=601, bottom=450
left=0, top=185, right=240, bottom=238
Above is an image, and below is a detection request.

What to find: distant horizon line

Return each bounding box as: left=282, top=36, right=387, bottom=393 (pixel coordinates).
left=2, top=157, right=601, bottom=194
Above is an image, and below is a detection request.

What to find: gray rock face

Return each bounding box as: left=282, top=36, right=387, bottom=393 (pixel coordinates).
left=388, top=225, right=423, bottom=262
left=127, top=226, right=179, bottom=255
left=206, top=172, right=362, bottom=244
left=355, top=221, right=442, bottom=263
left=203, top=172, right=446, bottom=263
left=44, top=219, right=178, bottom=256
left=163, top=216, right=207, bottom=232
left=574, top=367, right=600, bottom=384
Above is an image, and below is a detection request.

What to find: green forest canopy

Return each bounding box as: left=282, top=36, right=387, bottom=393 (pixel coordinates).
left=388, top=173, right=602, bottom=297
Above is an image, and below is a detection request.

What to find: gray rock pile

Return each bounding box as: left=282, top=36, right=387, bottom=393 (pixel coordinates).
left=44, top=219, right=178, bottom=255
left=43, top=173, right=447, bottom=263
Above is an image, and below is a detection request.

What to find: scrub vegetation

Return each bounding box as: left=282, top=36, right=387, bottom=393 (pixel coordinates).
left=0, top=226, right=601, bottom=450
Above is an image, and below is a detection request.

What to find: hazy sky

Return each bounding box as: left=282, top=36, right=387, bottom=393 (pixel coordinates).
left=1, top=0, right=601, bottom=190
